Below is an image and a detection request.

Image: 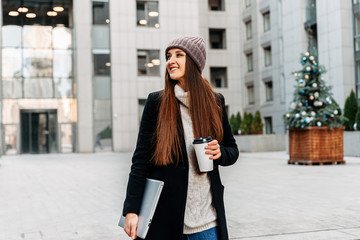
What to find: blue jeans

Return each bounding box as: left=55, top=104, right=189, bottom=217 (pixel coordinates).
left=185, top=227, right=219, bottom=240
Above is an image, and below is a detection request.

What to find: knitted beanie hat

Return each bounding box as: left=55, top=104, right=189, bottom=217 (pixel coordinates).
left=165, top=36, right=206, bottom=73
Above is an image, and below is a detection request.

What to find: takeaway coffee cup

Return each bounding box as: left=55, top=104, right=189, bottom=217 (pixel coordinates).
left=193, top=136, right=214, bottom=172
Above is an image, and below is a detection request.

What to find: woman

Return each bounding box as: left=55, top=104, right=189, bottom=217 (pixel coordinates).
left=122, top=36, right=239, bottom=240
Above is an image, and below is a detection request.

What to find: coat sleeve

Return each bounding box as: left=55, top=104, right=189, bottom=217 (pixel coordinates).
left=214, top=93, right=239, bottom=167
left=122, top=92, right=159, bottom=216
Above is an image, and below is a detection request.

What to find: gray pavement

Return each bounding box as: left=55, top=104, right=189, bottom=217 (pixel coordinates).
left=0, top=152, right=360, bottom=240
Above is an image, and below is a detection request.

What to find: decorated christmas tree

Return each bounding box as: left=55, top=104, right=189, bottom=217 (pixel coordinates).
left=284, top=50, right=343, bottom=129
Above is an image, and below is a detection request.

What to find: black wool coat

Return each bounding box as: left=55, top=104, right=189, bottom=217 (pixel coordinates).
left=122, top=90, right=239, bottom=240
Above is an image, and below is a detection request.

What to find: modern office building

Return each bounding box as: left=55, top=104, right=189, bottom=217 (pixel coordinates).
left=0, top=0, right=359, bottom=155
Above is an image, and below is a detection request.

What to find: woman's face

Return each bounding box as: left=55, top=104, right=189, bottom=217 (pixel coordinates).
left=166, top=48, right=186, bottom=83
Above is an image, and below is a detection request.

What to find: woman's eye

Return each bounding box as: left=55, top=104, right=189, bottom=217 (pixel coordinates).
left=177, top=53, right=183, bottom=57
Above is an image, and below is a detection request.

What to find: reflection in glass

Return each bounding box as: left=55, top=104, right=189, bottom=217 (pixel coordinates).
left=23, top=49, right=53, bottom=78
left=53, top=27, right=72, bottom=49
left=53, top=50, right=72, bottom=78
left=24, top=78, right=53, bottom=98
left=54, top=78, right=72, bottom=98
left=92, top=1, right=110, bottom=25
left=2, top=25, right=22, bottom=48
left=23, top=26, right=52, bottom=48
left=136, top=1, right=159, bottom=28
left=137, top=49, right=160, bottom=76
left=2, top=48, right=22, bottom=79
left=94, top=120, right=112, bottom=152
left=2, top=99, right=20, bottom=124
left=5, top=124, right=17, bottom=154
left=92, top=26, right=110, bottom=49
left=2, top=78, right=23, bottom=98
left=94, top=100, right=111, bottom=121
left=94, top=76, right=111, bottom=99
left=93, top=53, right=111, bottom=76
left=61, top=123, right=73, bottom=153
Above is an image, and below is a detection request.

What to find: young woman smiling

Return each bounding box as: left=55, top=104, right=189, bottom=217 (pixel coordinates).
left=122, top=36, right=239, bottom=240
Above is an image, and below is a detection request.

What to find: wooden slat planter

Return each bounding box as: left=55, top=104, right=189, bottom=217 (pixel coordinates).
left=288, top=127, right=345, bottom=165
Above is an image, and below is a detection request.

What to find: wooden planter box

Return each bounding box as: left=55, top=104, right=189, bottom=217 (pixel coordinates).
left=288, top=127, right=345, bottom=165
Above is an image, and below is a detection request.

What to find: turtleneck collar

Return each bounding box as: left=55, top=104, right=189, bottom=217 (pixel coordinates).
left=174, top=84, right=189, bottom=108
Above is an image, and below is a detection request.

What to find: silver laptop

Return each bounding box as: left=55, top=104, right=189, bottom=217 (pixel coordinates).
left=119, top=178, right=164, bottom=239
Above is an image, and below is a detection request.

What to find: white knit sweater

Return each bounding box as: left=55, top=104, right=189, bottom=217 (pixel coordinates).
left=174, top=84, right=218, bottom=234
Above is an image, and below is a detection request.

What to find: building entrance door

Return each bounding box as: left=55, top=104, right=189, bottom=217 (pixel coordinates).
left=20, top=110, right=58, bottom=154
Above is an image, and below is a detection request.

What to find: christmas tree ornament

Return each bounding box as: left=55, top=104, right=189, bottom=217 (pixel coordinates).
left=305, top=117, right=311, bottom=123
left=311, top=111, right=316, bottom=116
left=309, top=95, right=314, bottom=100
left=314, top=92, right=319, bottom=98
left=298, top=102, right=303, bottom=107
left=295, top=113, right=300, bottom=118
left=290, top=102, right=296, bottom=109
left=286, top=113, right=290, bottom=118
left=317, top=121, right=322, bottom=127
left=305, top=52, right=310, bottom=56
left=294, top=73, right=298, bottom=77
left=312, top=83, right=317, bottom=88
left=301, top=111, right=306, bottom=115
left=314, top=62, right=318, bottom=66
left=306, top=66, right=311, bottom=71
left=309, top=56, right=314, bottom=61
left=302, top=57, right=307, bottom=61
left=334, top=110, right=338, bottom=115
left=304, top=75, right=309, bottom=79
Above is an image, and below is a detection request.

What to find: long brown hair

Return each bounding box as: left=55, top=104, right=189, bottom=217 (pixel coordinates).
left=153, top=55, right=223, bottom=166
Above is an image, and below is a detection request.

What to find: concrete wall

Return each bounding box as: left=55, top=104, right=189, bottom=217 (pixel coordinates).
left=344, top=132, right=360, bottom=157
left=234, top=134, right=286, bottom=152
left=74, top=0, right=93, bottom=152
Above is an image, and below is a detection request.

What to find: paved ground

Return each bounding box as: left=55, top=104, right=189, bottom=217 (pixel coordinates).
left=0, top=152, right=360, bottom=240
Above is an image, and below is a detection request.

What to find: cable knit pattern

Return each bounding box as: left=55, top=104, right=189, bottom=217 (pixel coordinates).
left=174, top=85, right=218, bottom=234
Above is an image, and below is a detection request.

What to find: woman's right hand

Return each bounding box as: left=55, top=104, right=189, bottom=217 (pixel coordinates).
left=124, top=213, right=139, bottom=239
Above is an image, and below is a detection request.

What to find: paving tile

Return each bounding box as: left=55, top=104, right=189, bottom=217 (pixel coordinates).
left=0, top=152, right=360, bottom=240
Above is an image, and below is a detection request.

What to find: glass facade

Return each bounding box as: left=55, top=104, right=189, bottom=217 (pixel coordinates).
left=1, top=0, right=75, bottom=154
left=92, top=0, right=112, bottom=152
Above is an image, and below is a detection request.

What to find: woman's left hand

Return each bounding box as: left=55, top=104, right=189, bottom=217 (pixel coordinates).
left=205, top=140, right=221, bottom=160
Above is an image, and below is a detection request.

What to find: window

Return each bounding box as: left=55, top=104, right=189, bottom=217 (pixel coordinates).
left=265, top=81, right=273, bottom=101
left=208, top=0, right=224, bottom=11
left=137, top=1, right=159, bottom=28
left=263, top=11, right=270, bottom=32
left=93, top=50, right=111, bottom=76
left=2, top=0, right=72, bottom=27
left=247, top=85, right=254, bottom=104
left=264, top=46, right=272, bottom=66
left=355, top=13, right=360, bottom=52
left=209, top=29, right=226, bottom=49
left=92, top=0, right=110, bottom=25
left=137, top=49, right=160, bottom=76
left=246, top=53, right=253, bottom=72
left=210, top=67, right=227, bottom=88
left=245, top=0, right=251, bottom=7
left=264, top=117, right=273, bottom=134
left=357, top=62, right=360, bottom=100
left=2, top=25, right=73, bottom=99
left=245, top=21, right=252, bottom=40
